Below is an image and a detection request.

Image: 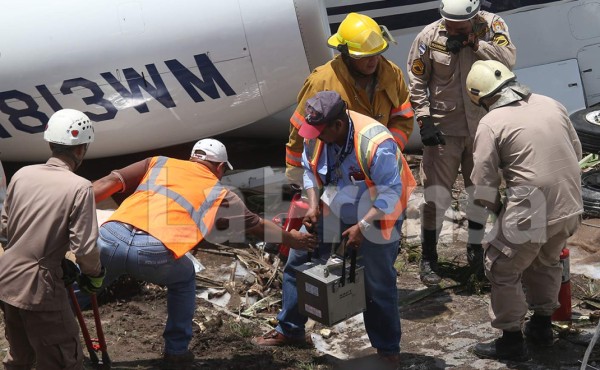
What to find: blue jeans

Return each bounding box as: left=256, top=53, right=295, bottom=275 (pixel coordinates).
left=97, top=221, right=196, bottom=355
left=276, top=217, right=402, bottom=354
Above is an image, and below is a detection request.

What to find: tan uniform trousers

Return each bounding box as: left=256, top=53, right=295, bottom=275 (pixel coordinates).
left=1, top=302, right=83, bottom=370
left=420, top=136, right=479, bottom=231
left=484, top=215, right=580, bottom=332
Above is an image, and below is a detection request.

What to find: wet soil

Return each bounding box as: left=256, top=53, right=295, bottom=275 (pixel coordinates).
left=2, top=246, right=596, bottom=370
left=2, top=225, right=599, bottom=370
left=1, top=142, right=600, bottom=370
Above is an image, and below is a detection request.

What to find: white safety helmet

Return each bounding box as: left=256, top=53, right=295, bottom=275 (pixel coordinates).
left=44, top=109, right=94, bottom=145
left=190, top=138, right=233, bottom=170
left=466, top=60, right=516, bottom=105
left=440, top=0, right=480, bottom=21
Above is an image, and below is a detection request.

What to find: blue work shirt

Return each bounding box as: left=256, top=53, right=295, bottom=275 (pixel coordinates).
left=302, top=121, right=402, bottom=225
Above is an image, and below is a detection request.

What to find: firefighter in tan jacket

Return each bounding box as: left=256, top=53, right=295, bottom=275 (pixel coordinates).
left=406, top=0, right=516, bottom=285
left=286, top=13, right=414, bottom=185
left=467, top=60, right=582, bottom=361
left=0, top=109, right=104, bottom=370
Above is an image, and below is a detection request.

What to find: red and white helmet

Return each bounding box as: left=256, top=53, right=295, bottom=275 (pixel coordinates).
left=44, top=109, right=94, bottom=145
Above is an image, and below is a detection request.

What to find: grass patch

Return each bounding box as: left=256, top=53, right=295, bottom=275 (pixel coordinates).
left=228, top=320, right=254, bottom=338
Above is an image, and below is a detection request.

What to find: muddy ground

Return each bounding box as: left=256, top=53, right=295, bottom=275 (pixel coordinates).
left=2, top=239, right=597, bottom=370
left=1, top=139, right=600, bottom=369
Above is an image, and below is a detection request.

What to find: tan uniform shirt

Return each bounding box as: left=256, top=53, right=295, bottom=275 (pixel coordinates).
left=471, top=94, right=583, bottom=226
left=0, top=160, right=5, bottom=213
left=0, top=157, right=101, bottom=311
left=407, top=11, right=517, bottom=137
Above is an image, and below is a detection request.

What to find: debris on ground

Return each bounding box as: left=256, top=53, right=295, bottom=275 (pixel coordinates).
left=1, top=159, right=600, bottom=369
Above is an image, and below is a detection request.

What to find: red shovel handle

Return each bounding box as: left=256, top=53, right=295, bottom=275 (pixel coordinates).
left=91, top=294, right=111, bottom=364
left=68, top=286, right=99, bottom=364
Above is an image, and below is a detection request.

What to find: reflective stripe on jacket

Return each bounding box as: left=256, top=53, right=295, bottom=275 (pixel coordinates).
left=107, top=156, right=227, bottom=258
left=287, top=55, right=414, bottom=170
left=305, top=111, right=417, bottom=239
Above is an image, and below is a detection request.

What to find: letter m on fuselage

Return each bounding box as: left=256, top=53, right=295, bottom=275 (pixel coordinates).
left=165, top=53, right=236, bottom=102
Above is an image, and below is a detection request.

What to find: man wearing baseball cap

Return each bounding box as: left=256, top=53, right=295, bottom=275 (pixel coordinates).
left=285, top=13, right=414, bottom=187
left=190, top=138, right=234, bottom=170
left=89, top=138, right=316, bottom=365
left=253, top=91, right=416, bottom=369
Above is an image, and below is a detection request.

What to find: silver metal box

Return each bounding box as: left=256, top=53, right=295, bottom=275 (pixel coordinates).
left=295, top=257, right=366, bottom=326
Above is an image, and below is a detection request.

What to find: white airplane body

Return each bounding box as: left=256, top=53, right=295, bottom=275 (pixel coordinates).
left=1, top=0, right=600, bottom=161
left=327, top=0, right=600, bottom=115
left=0, top=0, right=332, bottom=161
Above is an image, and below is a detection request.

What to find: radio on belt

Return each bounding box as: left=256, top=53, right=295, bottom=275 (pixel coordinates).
left=295, top=238, right=366, bottom=326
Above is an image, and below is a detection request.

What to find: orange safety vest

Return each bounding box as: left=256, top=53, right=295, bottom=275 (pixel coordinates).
left=286, top=55, right=414, bottom=169
left=107, top=156, right=227, bottom=258
left=305, top=111, right=417, bottom=240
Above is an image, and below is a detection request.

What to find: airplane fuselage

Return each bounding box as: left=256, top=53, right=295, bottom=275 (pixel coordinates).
left=3, top=0, right=600, bottom=161
left=0, top=0, right=332, bottom=161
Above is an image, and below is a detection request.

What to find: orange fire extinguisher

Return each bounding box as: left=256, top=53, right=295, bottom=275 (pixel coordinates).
left=551, top=248, right=571, bottom=322
left=263, top=192, right=309, bottom=259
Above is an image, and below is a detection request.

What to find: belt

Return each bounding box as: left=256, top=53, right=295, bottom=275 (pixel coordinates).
left=119, top=222, right=174, bottom=257
left=121, top=223, right=147, bottom=235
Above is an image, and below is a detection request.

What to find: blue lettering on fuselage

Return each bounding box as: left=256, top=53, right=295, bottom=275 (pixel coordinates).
left=165, top=54, right=235, bottom=102
left=60, top=77, right=118, bottom=122
left=101, top=64, right=175, bottom=114
left=0, top=90, right=49, bottom=138
left=0, top=53, right=236, bottom=138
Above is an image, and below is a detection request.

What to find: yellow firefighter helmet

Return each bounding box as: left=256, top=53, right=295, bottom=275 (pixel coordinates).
left=327, top=13, right=394, bottom=58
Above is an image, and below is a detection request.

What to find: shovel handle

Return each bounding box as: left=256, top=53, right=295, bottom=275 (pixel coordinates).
left=91, top=294, right=111, bottom=364
left=68, top=286, right=99, bottom=364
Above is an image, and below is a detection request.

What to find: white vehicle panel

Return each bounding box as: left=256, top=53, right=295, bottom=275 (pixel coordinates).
left=323, top=0, right=600, bottom=153
left=2, top=58, right=265, bottom=161
left=1, top=1, right=250, bottom=90
left=0, top=0, right=333, bottom=161
left=515, top=59, right=586, bottom=114
left=578, top=43, right=600, bottom=106
left=241, top=0, right=309, bottom=114
left=3, top=0, right=600, bottom=161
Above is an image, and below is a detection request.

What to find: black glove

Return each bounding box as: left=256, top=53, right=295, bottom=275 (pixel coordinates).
left=78, top=267, right=106, bottom=294
left=61, top=259, right=80, bottom=287
left=418, top=116, right=446, bottom=146
left=446, top=34, right=468, bottom=54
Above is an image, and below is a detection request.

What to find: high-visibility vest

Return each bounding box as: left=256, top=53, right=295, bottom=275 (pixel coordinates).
left=286, top=55, right=414, bottom=169
left=107, top=156, right=227, bottom=258
left=305, top=111, right=417, bottom=240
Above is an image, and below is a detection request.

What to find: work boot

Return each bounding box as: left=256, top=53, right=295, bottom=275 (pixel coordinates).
left=524, top=314, right=554, bottom=347
left=251, top=329, right=312, bottom=347
left=419, top=260, right=441, bottom=286
left=163, top=350, right=194, bottom=364
left=420, top=229, right=441, bottom=286
left=473, top=331, right=529, bottom=362
left=377, top=351, right=400, bottom=370
left=466, top=243, right=485, bottom=280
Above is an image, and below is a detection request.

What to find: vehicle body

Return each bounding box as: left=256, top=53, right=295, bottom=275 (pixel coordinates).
left=325, top=0, right=600, bottom=145
left=2, top=0, right=600, bottom=161
left=0, top=0, right=332, bottom=161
